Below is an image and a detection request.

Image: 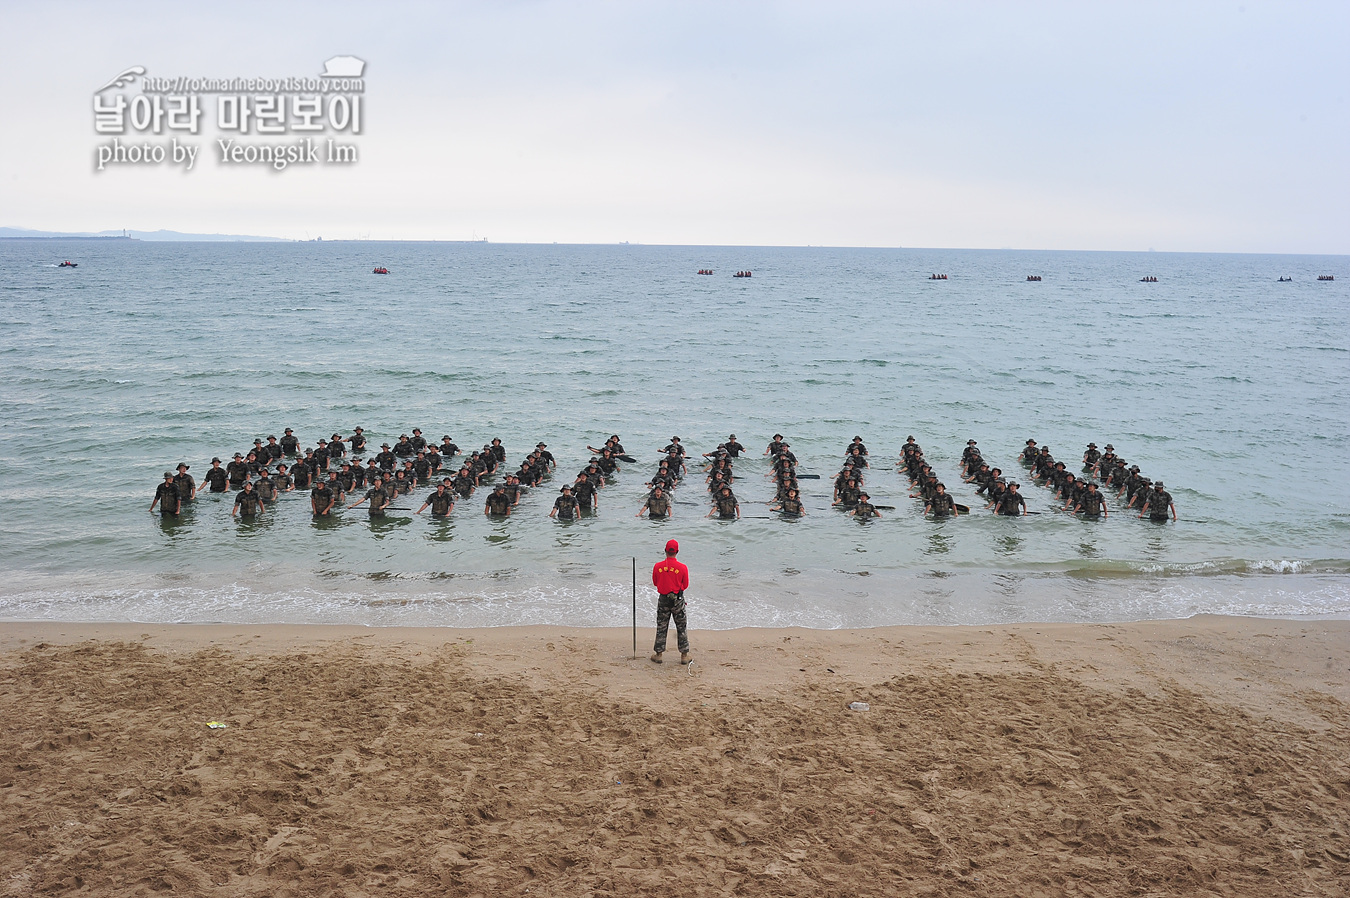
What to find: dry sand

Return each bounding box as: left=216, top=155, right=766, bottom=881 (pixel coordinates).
left=1, top=615, right=1347, bottom=897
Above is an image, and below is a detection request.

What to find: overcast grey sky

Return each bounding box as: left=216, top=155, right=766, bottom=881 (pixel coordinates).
left=1, top=1, right=1345, bottom=251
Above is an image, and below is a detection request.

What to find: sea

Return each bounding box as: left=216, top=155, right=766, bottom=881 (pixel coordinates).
left=1, top=240, right=1347, bottom=629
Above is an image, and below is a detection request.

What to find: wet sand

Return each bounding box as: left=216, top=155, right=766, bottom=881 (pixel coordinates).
left=2, top=615, right=1347, bottom=896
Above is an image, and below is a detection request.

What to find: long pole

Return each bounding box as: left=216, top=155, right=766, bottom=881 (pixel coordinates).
left=632, top=556, right=637, bottom=660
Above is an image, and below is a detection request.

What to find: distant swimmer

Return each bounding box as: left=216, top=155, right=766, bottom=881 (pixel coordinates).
left=232, top=481, right=265, bottom=518
left=637, top=485, right=671, bottom=518
left=150, top=471, right=182, bottom=515
left=550, top=485, right=579, bottom=520
left=1138, top=481, right=1176, bottom=522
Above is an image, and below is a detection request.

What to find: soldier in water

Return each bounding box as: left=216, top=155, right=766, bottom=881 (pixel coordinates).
left=637, top=485, right=671, bottom=518
left=150, top=471, right=182, bottom=516
left=232, top=481, right=265, bottom=518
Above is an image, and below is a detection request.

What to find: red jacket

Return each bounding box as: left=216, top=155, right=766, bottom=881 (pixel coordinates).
left=652, top=557, right=689, bottom=595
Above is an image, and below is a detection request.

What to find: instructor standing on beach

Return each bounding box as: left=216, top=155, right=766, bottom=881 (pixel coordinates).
left=651, top=539, right=691, bottom=665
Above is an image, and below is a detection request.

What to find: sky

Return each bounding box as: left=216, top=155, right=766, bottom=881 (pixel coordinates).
left=0, top=0, right=1346, bottom=252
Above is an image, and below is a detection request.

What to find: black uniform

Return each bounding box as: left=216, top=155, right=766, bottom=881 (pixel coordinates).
left=203, top=467, right=228, bottom=492
left=363, top=486, right=390, bottom=517
left=234, top=490, right=263, bottom=516
left=552, top=494, right=579, bottom=520
left=226, top=460, right=249, bottom=486
left=929, top=493, right=956, bottom=517
left=1078, top=490, right=1106, bottom=516
left=573, top=479, right=597, bottom=509
left=311, top=483, right=335, bottom=515
left=173, top=472, right=195, bottom=502
left=1143, top=488, right=1173, bottom=521
left=427, top=490, right=454, bottom=516
left=154, top=481, right=181, bottom=515
left=643, top=494, right=670, bottom=518
left=854, top=500, right=880, bottom=519
left=997, top=490, right=1026, bottom=516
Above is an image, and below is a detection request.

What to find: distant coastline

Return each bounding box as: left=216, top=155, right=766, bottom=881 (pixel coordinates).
left=0, top=227, right=287, bottom=242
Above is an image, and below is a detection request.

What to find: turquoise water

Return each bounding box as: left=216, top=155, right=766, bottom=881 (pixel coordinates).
left=1, top=240, right=1347, bottom=628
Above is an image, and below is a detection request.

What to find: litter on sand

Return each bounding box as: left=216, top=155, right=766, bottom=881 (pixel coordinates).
left=848, top=702, right=870, bottom=712
left=206, top=721, right=228, bottom=729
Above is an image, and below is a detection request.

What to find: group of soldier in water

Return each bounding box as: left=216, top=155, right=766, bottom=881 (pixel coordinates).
left=149, top=427, right=1177, bottom=524
left=936, top=437, right=1177, bottom=521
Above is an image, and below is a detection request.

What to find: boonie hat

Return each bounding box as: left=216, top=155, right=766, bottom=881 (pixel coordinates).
left=163, top=471, right=174, bottom=478
left=211, top=457, right=221, bottom=463
left=233, top=453, right=243, bottom=458
left=177, top=463, right=189, bottom=470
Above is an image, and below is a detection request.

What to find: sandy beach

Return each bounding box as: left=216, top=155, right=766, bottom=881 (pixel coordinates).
left=2, top=615, right=1347, bottom=897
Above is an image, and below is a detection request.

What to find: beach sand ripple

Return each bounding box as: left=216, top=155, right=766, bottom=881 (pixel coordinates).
left=1, top=623, right=1347, bottom=896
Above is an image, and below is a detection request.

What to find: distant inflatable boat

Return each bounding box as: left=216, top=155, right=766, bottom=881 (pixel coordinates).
left=733, top=270, right=752, bottom=278
left=58, top=261, right=77, bottom=268
left=1318, top=275, right=1334, bottom=281
left=372, top=267, right=389, bottom=275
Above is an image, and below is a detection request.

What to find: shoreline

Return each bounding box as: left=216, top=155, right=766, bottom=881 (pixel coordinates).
left=4, top=615, right=1347, bottom=895
left=4, top=615, right=1349, bottom=723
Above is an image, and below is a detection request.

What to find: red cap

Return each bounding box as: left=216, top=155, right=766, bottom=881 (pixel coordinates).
left=665, top=539, right=679, bottom=553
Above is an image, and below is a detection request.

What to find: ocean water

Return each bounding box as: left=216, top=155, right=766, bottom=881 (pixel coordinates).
left=1, top=240, right=1347, bottom=629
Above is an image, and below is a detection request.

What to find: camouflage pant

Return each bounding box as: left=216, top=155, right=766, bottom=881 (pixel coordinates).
left=654, top=592, right=689, bottom=654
